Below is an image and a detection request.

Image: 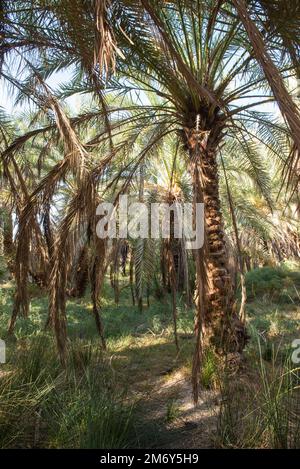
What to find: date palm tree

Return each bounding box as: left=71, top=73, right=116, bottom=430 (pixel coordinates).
left=0, top=1, right=297, bottom=394
left=111, top=1, right=292, bottom=356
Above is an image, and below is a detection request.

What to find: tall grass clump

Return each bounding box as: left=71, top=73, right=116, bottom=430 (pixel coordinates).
left=0, top=334, right=137, bottom=448
left=216, top=339, right=300, bottom=448
left=245, top=265, right=300, bottom=304
left=45, top=371, right=135, bottom=448
left=216, top=372, right=262, bottom=448
left=257, top=341, right=300, bottom=448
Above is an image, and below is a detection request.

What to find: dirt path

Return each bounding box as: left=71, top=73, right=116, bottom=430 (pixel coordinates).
left=111, top=333, right=219, bottom=448
left=138, top=370, right=219, bottom=448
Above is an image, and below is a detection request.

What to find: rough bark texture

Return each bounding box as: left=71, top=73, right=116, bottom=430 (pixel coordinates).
left=165, top=204, right=179, bottom=352
left=187, top=128, right=248, bottom=354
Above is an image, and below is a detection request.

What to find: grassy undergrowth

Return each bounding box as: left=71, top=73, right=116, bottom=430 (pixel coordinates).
left=216, top=262, right=300, bottom=448
left=0, top=274, right=195, bottom=448
left=0, top=262, right=300, bottom=448
left=0, top=332, right=139, bottom=448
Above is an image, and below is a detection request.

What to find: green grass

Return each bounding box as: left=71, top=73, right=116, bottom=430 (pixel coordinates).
left=2, top=358, right=137, bottom=448
left=165, top=399, right=180, bottom=423
left=245, top=262, right=300, bottom=303
left=201, top=347, right=218, bottom=389
left=217, top=341, right=300, bottom=448
left=216, top=263, right=300, bottom=448
left=0, top=275, right=195, bottom=448
left=1, top=263, right=300, bottom=448
left=0, top=330, right=137, bottom=448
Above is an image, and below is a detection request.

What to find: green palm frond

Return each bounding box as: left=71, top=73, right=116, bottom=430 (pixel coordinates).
left=133, top=236, right=157, bottom=308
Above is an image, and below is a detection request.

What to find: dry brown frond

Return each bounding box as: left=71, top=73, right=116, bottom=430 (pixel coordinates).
left=6, top=75, right=90, bottom=345
left=94, top=0, right=124, bottom=76
left=232, top=0, right=300, bottom=186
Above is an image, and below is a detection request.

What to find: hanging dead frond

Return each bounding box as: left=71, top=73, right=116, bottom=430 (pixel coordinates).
left=69, top=245, right=89, bottom=298
left=5, top=70, right=90, bottom=349
left=220, top=153, right=247, bottom=324
left=94, top=0, right=124, bottom=76
left=232, top=0, right=300, bottom=188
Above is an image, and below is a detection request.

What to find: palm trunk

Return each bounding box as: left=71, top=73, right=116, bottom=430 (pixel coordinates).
left=188, top=130, right=247, bottom=354
left=167, top=246, right=179, bottom=353
left=49, top=260, right=68, bottom=367
left=160, top=242, right=168, bottom=291
left=91, top=258, right=106, bottom=350
left=114, top=269, right=120, bottom=305
left=191, top=158, right=206, bottom=402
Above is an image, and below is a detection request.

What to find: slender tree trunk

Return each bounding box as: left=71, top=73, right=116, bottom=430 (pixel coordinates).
left=114, top=268, right=120, bottom=305
left=120, top=241, right=128, bottom=276
left=239, top=271, right=247, bottom=324
left=48, top=257, right=68, bottom=367
left=129, top=251, right=135, bottom=306
left=165, top=199, right=180, bottom=352
left=146, top=284, right=150, bottom=308
left=90, top=238, right=107, bottom=350
left=0, top=223, right=3, bottom=257
left=91, top=260, right=106, bottom=350
left=180, top=238, right=192, bottom=306
left=160, top=242, right=168, bottom=291
left=166, top=241, right=179, bottom=353
left=110, top=240, right=120, bottom=304
left=42, top=203, right=55, bottom=329
left=137, top=294, right=143, bottom=312
left=110, top=263, right=114, bottom=288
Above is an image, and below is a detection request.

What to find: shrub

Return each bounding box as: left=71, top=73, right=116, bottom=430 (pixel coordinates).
left=246, top=266, right=286, bottom=300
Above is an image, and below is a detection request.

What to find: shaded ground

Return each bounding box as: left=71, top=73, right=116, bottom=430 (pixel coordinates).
left=109, top=332, right=219, bottom=448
